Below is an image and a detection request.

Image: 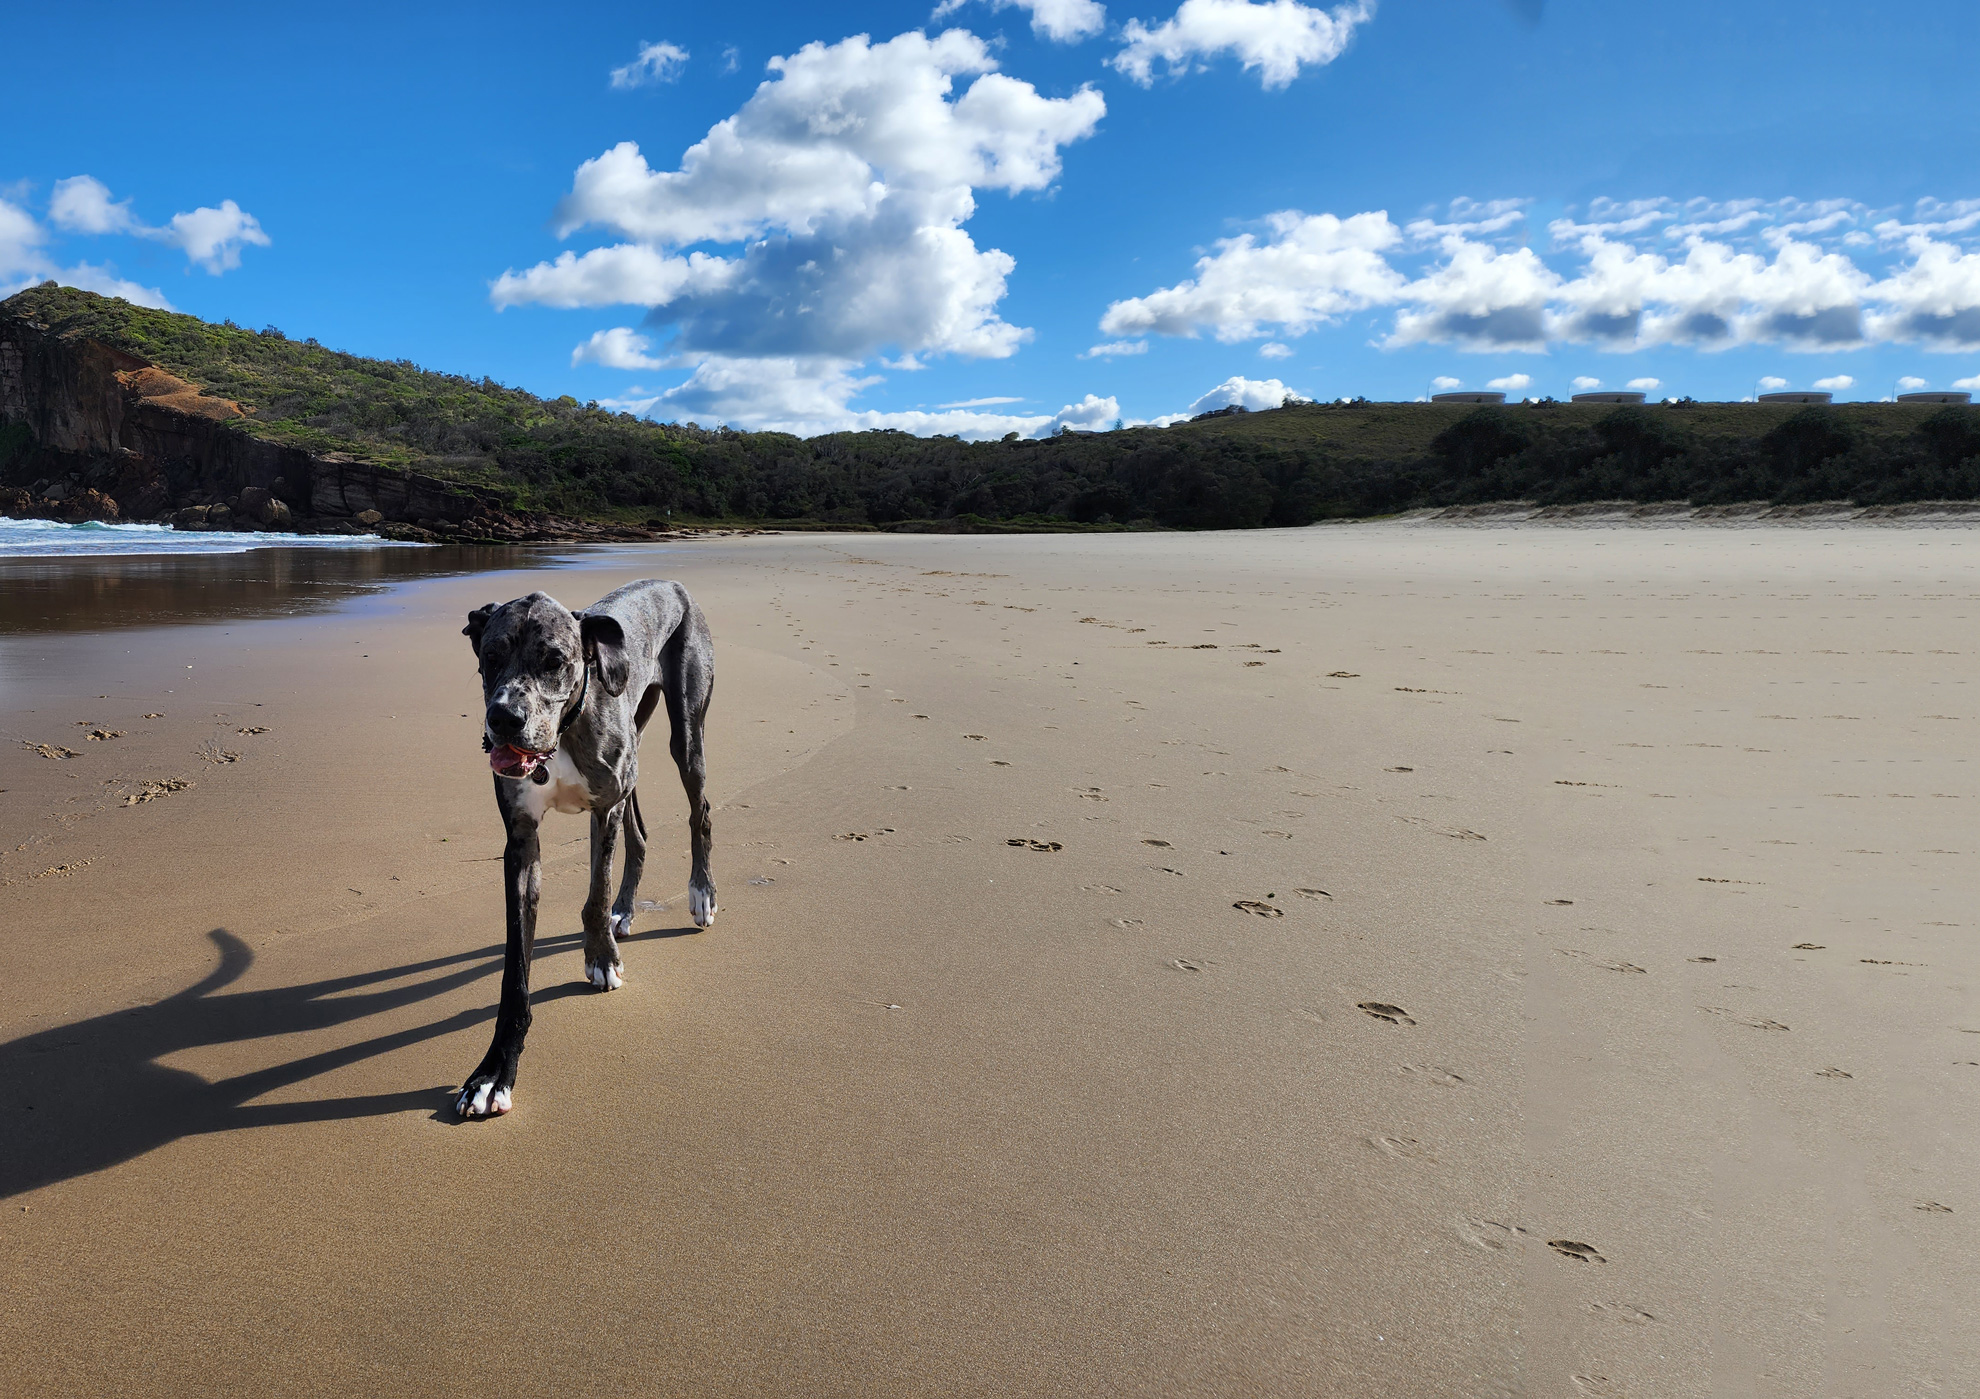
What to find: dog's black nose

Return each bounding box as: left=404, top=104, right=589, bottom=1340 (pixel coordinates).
left=486, top=699, right=527, bottom=739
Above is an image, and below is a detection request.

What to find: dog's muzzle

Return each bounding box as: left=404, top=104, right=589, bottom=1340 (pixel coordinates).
left=487, top=740, right=554, bottom=780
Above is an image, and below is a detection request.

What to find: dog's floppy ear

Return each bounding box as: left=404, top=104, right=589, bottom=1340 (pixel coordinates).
left=463, top=603, right=499, bottom=655
left=579, top=611, right=630, bottom=695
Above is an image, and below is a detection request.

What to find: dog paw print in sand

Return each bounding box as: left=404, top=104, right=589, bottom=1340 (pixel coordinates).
left=1358, top=1001, right=1415, bottom=1025
left=1396, top=815, right=1487, bottom=840
left=1700, top=1006, right=1789, bottom=1031
left=237, top=726, right=269, bottom=736
left=1293, top=887, right=1332, bottom=901
left=1233, top=899, right=1283, bottom=917
left=76, top=725, right=125, bottom=741
left=1548, top=1239, right=1607, bottom=1264
left=1916, top=1201, right=1954, bottom=1213
left=1111, top=917, right=1145, bottom=930
left=962, top=733, right=987, bottom=741
left=1588, top=1302, right=1658, bottom=1326
left=1367, top=1134, right=1434, bottom=1162
left=1556, top=949, right=1647, bottom=974
left=1007, top=838, right=1062, bottom=852
left=1328, top=671, right=1360, bottom=679
left=28, top=742, right=81, bottom=760
left=1402, top=1064, right=1465, bottom=1087
left=1141, top=838, right=1172, bottom=847
left=121, top=777, right=192, bottom=807
left=1457, top=1218, right=1529, bottom=1253
left=836, top=828, right=896, bottom=841
left=1816, top=1066, right=1853, bottom=1079
left=1168, top=957, right=1209, bottom=972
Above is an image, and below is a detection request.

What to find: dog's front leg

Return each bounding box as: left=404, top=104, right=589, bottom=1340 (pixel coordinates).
left=456, top=808, right=542, bottom=1118
left=582, top=800, right=626, bottom=990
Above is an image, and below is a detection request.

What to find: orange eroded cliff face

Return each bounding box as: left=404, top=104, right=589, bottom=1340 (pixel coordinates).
left=116, top=366, right=244, bottom=424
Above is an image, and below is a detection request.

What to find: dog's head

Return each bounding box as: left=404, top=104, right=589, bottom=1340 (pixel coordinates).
left=464, top=592, right=590, bottom=779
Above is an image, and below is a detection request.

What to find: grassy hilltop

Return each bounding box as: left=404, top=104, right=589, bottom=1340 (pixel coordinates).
left=9, top=284, right=1980, bottom=529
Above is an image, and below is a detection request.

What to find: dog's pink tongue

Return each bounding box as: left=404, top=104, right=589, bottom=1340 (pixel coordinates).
left=489, top=744, right=529, bottom=774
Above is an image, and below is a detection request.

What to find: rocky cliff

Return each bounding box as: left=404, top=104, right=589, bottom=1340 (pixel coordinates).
left=0, top=301, right=659, bottom=543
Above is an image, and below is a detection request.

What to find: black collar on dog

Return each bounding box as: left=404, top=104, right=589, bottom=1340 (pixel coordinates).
left=558, top=659, right=590, bottom=737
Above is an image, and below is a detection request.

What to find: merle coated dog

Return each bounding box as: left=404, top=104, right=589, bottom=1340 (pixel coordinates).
left=454, top=579, right=716, bottom=1119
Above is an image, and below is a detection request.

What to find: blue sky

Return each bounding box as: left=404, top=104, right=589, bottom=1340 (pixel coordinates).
left=9, top=1, right=1980, bottom=435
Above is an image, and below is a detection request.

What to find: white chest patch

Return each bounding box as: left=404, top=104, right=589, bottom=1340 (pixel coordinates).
left=520, top=745, right=593, bottom=820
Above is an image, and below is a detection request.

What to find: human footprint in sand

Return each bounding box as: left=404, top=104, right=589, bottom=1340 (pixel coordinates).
left=455, top=579, right=716, bottom=1119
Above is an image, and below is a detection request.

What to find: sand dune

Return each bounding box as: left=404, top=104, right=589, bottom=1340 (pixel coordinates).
left=2, top=523, right=1975, bottom=1395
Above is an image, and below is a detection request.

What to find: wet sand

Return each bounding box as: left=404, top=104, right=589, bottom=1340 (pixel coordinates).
left=2, top=524, right=1976, bottom=1396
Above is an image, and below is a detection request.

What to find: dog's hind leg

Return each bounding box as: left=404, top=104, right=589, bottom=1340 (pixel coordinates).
left=583, top=801, right=627, bottom=990
left=609, top=787, right=648, bottom=943
left=664, top=601, right=717, bottom=928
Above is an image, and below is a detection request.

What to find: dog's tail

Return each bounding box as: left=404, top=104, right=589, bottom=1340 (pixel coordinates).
left=629, top=787, right=647, bottom=842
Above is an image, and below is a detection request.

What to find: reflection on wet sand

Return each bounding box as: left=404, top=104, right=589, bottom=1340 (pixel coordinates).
left=0, top=545, right=573, bottom=634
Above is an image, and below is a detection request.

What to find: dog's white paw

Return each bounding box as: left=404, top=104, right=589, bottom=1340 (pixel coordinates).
left=609, top=910, right=632, bottom=940
left=690, top=884, right=717, bottom=928
left=456, top=1080, right=513, bottom=1119
left=586, top=959, right=624, bottom=991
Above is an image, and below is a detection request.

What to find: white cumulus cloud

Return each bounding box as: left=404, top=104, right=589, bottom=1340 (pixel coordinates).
left=1258, top=341, right=1292, bottom=358
left=1112, top=0, right=1373, bottom=90
left=1485, top=373, right=1531, bottom=393
left=615, top=353, right=1116, bottom=439
left=1812, top=374, right=1854, bottom=392
left=1082, top=338, right=1148, bottom=357
left=0, top=190, right=173, bottom=307
left=49, top=175, right=136, bottom=235
left=1898, top=376, right=1930, bottom=391
left=1103, top=194, right=1980, bottom=358
left=497, top=30, right=1104, bottom=429
left=151, top=200, right=270, bottom=274
left=572, top=327, right=673, bottom=369
left=37, top=176, right=267, bottom=276
left=1431, top=375, right=1461, bottom=390
left=1758, top=376, right=1789, bottom=391
left=932, top=0, right=1109, bottom=43
left=1571, top=375, right=1601, bottom=391
left=1188, top=374, right=1305, bottom=412
left=1626, top=376, right=1661, bottom=391
left=1099, top=210, right=1402, bottom=341
left=611, top=41, right=689, bottom=88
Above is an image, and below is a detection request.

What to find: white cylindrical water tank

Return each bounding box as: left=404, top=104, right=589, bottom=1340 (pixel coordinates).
left=1896, top=391, right=1971, bottom=405
left=1756, top=391, right=1832, bottom=404
left=1570, top=391, right=1647, bottom=404
left=1430, top=391, right=1507, bottom=404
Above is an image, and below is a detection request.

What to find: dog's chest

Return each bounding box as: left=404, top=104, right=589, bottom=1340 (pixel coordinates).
left=521, top=746, right=593, bottom=819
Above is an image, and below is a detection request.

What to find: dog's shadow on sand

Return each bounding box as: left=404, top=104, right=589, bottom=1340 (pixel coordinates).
left=0, top=923, right=697, bottom=1199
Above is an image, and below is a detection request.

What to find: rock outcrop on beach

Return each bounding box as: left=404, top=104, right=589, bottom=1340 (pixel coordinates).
left=0, top=290, right=664, bottom=543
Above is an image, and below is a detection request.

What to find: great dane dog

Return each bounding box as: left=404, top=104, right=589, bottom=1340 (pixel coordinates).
left=454, top=579, right=716, bottom=1119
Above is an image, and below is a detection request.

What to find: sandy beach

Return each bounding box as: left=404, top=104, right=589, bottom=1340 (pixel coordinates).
left=3, top=523, right=1976, bottom=1396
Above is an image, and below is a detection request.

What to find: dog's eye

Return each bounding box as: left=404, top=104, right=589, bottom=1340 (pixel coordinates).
left=543, top=648, right=567, bottom=669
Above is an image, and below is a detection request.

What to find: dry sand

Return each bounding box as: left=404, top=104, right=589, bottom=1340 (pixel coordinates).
left=1, top=523, right=1975, bottom=1396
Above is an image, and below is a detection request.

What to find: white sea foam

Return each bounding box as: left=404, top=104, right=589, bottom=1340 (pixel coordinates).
left=0, top=518, right=418, bottom=557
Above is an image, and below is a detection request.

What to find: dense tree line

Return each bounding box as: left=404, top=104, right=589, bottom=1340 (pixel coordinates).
left=10, top=286, right=1980, bottom=530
